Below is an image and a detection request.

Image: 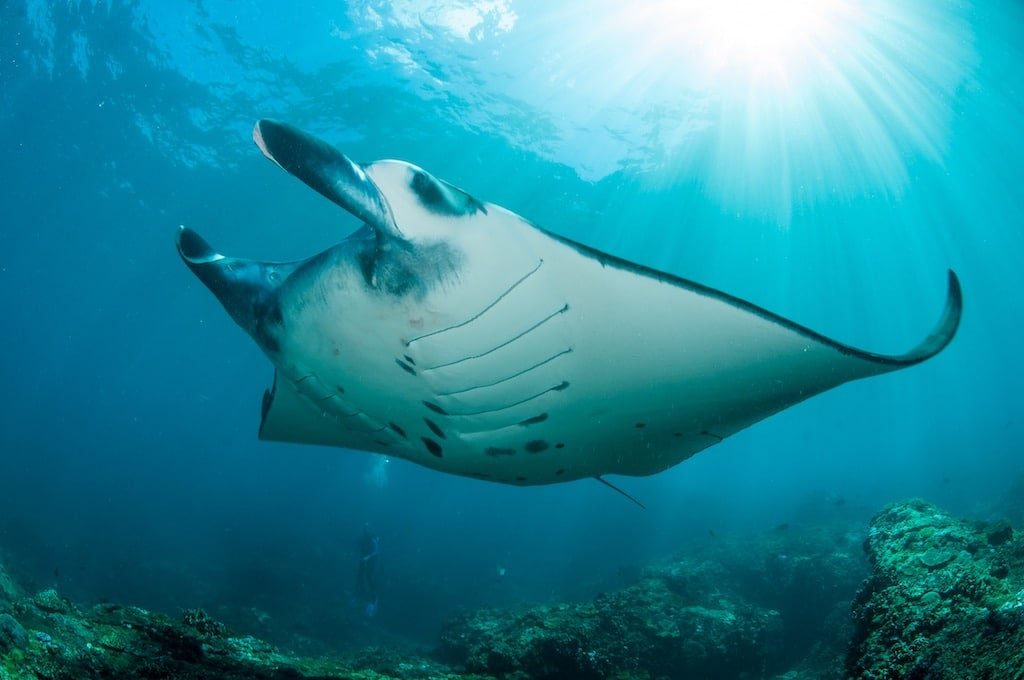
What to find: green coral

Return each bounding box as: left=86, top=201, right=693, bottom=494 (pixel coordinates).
left=847, top=499, right=1024, bottom=678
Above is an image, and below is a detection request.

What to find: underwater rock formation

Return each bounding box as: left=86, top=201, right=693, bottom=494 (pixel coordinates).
left=438, top=575, right=783, bottom=679
left=435, top=521, right=869, bottom=680
left=6, top=499, right=1022, bottom=678
left=0, top=562, right=19, bottom=607
left=847, top=499, right=1024, bottom=678
left=0, top=585, right=460, bottom=679
left=0, top=513, right=866, bottom=679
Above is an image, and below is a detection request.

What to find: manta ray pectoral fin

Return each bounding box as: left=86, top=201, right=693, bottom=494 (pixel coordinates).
left=253, top=119, right=402, bottom=243
left=259, top=372, right=345, bottom=446
left=834, top=270, right=962, bottom=372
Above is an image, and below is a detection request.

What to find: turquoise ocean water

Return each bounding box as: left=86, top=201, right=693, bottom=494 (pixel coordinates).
left=0, top=0, right=1022, bottom=648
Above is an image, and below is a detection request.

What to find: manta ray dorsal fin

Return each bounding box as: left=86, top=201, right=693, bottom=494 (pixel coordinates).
left=252, top=119, right=403, bottom=244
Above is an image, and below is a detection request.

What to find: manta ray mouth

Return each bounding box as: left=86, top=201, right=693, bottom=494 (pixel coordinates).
left=252, top=119, right=401, bottom=241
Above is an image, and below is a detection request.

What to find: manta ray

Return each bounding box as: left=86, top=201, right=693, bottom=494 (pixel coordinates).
left=177, top=120, right=961, bottom=489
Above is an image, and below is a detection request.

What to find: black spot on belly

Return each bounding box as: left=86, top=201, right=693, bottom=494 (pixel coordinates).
left=486, top=446, right=516, bottom=457
left=555, top=443, right=565, bottom=449
left=421, top=437, right=443, bottom=457
left=336, top=385, right=345, bottom=394
left=525, top=440, right=550, bottom=454
left=635, top=422, right=647, bottom=429
left=423, top=401, right=448, bottom=415
left=674, top=432, right=682, bottom=438
left=556, top=469, right=566, bottom=476
left=395, top=359, right=416, bottom=375
left=515, top=476, right=527, bottom=482
left=404, top=354, right=416, bottom=365
left=519, top=413, right=549, bottom=426
left=424, top=417, right=446, bottom=439
left=389, top=422, right=407, bottom=438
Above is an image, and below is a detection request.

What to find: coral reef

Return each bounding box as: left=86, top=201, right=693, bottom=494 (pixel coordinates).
left=5, top=499, right=1024, bottom=678
left=0, top=517, right=865, bottom=679
left=0, top=592, right=465, bottom=679
left=438, top=520, right=868, bottom=680
left=847, top=499, right=1024, bottom=678
left=0, top=561, right=19, bottom=606
left=439, top=576, right=782, bottom=679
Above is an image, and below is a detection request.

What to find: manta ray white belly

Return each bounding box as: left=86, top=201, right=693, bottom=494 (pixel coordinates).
left=179, top=120, right=962, bottom=487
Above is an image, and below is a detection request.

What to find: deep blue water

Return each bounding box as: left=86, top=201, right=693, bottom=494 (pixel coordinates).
left=1, top=0, right=1022, bottom=650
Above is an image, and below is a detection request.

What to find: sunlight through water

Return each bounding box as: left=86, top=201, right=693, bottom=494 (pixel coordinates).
left=343, top=0, right=978, bottom=225
left=548, top=0, right=978, bottom=223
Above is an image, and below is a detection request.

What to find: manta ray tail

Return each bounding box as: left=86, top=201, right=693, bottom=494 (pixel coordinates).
left=595, top=477, right=647, bottom=509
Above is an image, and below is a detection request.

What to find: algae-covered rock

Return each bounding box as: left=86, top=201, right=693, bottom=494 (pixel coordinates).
left=0, top=561, right=19, bottom=607
left=0, top=614, right=27, bottom=654
left=847, top=499, right=1024, bottom=678
left=30, top=588, right=75, bottom=615
left=439, top=575, right=783, bottom=679
left=0, top=588, right=466, bottom=679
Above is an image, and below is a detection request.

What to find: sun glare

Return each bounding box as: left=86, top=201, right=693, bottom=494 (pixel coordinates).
left=636, top=0, right=853, bottom=88
left=697, top=0, right=839, bottom=80
left=536, top=0, right=976, bottom=223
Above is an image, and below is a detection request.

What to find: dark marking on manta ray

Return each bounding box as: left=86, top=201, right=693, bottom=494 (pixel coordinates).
left=423, top=303, right=570, bottom=371
left=674, top=432, right=682, bottom=438
left=486, top=446, right=516, bottom=457
left=525, top=440, right=549, bottom=453
left=635, top=422, right=647, bottom=429
left=701, top=430, right=724, bottom=442
left=395, top=358, right=416, bottom=375
left=410, top=169, right=487, bottom=217
left=423, top=400, right=448, bottom=415
left=555, top=443, right=565, bottom=449
left=516, top=476, right=527, bottom=482
left=357, top=237, right=462, bottom=299
left=434, top=348, right=572, bottom=397
left=421, top=436, right=443, bottom=457
left=404, top=354, right=416, bottom=365
left=256, top=308, right=282, bottom=354
left=556, top=469, right=566, bottom=476
left=444, top=381, right=571, bottom=417
left=389, top=422, right=407, bottom=439
left=405, top=260, right=543, bottom=346
left=424, top=417, right=446, bottom=439
left=336, top=385, right=345, bottom=394
left=520, top=413, right=549, bottom=426
left=266, top=301, right=283, bottom=326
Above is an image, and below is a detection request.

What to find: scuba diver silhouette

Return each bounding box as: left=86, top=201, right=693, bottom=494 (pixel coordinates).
left=356, top=524, right=380, bottom=617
